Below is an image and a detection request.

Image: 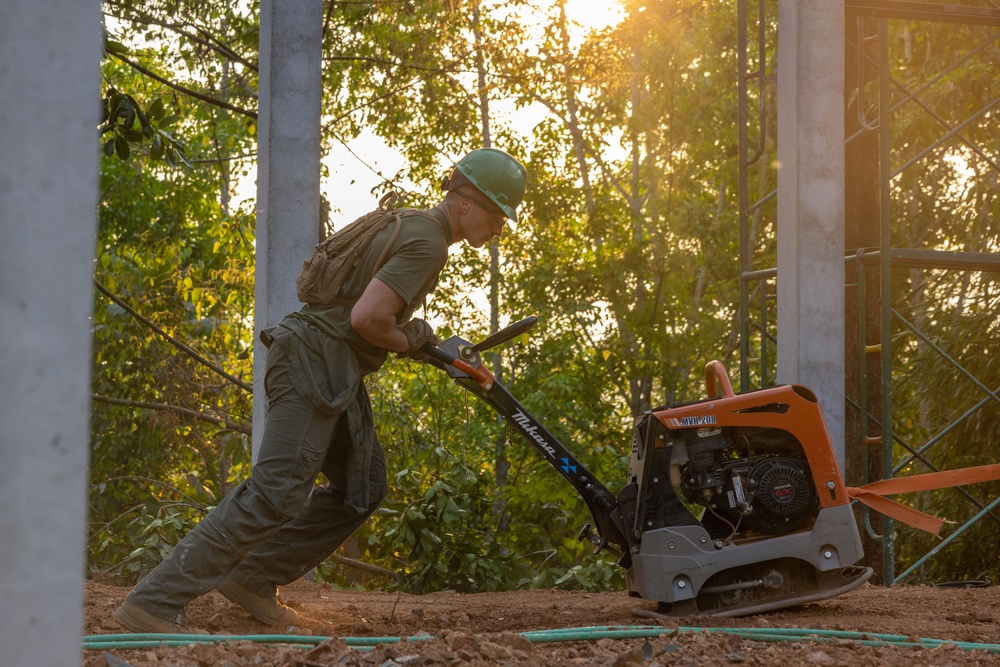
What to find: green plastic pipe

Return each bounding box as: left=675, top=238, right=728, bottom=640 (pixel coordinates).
left=83, top=625, right=1000, bottom=654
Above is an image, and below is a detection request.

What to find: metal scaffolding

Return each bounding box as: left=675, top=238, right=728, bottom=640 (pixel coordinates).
left=738, top=0, right=1000, bottom=583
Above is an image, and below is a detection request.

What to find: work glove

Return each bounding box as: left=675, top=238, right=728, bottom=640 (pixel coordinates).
left=399, top=318, right=438, bottom=362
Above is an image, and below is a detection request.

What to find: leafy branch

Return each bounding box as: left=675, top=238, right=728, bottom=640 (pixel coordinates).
left=109, top=12, right=259, bottom=74
left=94, top=278, right=254, bottom=393
left=107, top=50, right=257, bottom=120
left=92, top=394, right=251, bottom=436
left=100, top=84, right=191, bottom=166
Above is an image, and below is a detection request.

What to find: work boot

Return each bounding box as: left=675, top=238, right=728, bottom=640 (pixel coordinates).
left=216, top=578, right=298, bottom=627
left=113, top=600, right=188, bottom=634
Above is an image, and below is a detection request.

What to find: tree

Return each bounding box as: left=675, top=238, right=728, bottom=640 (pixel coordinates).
left=93, top=0, right=259, bottom=579
left=90, top=0, right=1000, bottom=590
left=88, top=0, right=753, bottom=590
left=500, top=0, right=743, bottom=417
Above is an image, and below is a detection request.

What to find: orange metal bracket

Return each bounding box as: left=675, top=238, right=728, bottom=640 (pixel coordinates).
left=452, top=358, right=495, bottom=391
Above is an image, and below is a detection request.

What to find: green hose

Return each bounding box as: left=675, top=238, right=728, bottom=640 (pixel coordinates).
left=81, top=632, right=418, bottom=651
left=520, top=625, right=1000, bottom=653
left=83, top=625, right=1000, bottom=654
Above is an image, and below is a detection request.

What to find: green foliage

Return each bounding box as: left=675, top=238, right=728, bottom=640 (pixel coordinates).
left=91, top=485, right=208, bottom=580
left=497, top=0, right=743, bottom=416
left=91, top=4, right=259, bottom=581
left=89, top=0, right=1000, bottom=592
left=100, top=86, right=189, bottom=166
left=372, top=458, right=512, bottom=593
left=305, top=354, right=625, bottom=595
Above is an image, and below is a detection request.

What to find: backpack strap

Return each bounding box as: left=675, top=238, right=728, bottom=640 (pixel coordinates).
left=370, top=210, right=403, bottom=281
left=378, top=191, right=399, bottom=211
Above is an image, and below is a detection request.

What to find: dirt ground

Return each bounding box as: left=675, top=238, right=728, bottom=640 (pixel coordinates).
left=82, top=579, right=1000, bottom=666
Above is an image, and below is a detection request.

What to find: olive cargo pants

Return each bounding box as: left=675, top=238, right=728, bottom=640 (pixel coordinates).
left=126, top=336, right=388, bottom=625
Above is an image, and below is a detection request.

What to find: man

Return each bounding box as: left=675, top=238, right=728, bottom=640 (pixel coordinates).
left=114, top=147, right=527, bottom=633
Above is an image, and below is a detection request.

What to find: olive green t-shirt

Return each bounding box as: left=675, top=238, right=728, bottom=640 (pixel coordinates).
left=286, top=208, right=451, bottom=373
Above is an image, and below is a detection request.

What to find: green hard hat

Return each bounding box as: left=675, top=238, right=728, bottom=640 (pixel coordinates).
left=453, top=148, right=527, bottom=222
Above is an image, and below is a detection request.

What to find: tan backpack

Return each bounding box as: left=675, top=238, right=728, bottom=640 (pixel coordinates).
left=295, top=192, right=408, bottom=306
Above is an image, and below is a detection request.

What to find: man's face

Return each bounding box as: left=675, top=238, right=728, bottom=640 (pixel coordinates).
left=459, top=190, right=508, bottom=248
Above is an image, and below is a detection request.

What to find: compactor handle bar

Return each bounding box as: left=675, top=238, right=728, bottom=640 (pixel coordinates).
left=417, top=315, right=631, bottom=560
left=420, top=316, right=538, bottom=368
left=471, top=315, right=538, bottom=353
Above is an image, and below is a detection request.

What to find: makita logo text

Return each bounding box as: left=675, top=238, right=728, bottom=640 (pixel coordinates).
left=680, top=415, right=717, bottom=426
left=512, top=410, right=557, bottom=457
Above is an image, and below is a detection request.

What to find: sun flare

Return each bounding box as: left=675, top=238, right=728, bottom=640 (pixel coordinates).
left=564, top=0, right=625, bottom=31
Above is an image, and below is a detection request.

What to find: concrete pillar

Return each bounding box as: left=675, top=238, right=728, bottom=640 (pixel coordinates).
left=254, top=0, right=323, bottom=459
left=0, top=2, right=101, bottom=665
left=776, top=0, right=847, bottom=466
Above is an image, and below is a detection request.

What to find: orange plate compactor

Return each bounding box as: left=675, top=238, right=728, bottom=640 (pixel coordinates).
left=425, top=317, right=874, bottom=618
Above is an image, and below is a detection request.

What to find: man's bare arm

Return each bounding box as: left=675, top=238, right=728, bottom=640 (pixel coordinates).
left=351, top=278, right=409, bottom=353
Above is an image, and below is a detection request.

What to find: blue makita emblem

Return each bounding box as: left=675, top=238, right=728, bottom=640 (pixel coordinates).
left=561, top=458, right=577, bottom=474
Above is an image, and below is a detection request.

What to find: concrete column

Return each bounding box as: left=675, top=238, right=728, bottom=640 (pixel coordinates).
left=0, top=2, right=101, bottom=665
left=776, top=0, right=847, bottom=466
left=254, top=0, right=323, bottom=459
